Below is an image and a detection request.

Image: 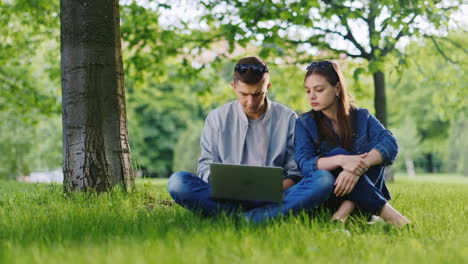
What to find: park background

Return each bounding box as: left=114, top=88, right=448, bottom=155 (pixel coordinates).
left=1, top=1, right=467, bottom=263
left=1, top=0, right=467, bottom=181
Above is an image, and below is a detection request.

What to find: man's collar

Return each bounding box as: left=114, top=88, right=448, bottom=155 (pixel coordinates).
left=236, top=98, right=271, bottom=124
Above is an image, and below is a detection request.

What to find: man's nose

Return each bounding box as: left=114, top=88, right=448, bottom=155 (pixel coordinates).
left=247, top=96, right=255, bottom=105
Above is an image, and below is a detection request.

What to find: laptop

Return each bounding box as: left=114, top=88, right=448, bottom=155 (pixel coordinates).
left=210, top=163, right=284, bottom=203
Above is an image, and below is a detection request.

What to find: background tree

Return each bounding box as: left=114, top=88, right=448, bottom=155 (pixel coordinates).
left=119, top=2, right=235, bottom=177
left=202, top=0, right=464, bottom=127
left=61, top=0, right=133, bottom=191
left=1, top=1, right=466, bottom=180
left=387, top=31, right=467, bottom=173
left=0, top=0, right=61, bottom=179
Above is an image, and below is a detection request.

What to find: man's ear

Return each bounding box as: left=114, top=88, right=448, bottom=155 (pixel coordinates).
left=266, top=82, right=272, bottom=91
left=230, top=81, right=236, bottom=90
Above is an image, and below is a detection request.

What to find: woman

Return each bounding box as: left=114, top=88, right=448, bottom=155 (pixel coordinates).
left=294, top=60, right=410, bottom=228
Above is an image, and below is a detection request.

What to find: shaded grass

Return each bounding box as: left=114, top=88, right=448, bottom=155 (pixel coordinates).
left=0, top=179, right=467, bottom=264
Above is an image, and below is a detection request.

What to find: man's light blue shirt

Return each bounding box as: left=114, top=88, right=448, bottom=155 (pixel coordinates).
left=197, top=99, right=302, bottom=182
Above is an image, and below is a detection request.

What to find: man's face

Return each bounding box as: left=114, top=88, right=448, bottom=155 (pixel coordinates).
left=231, top=80, right=271, bottom=118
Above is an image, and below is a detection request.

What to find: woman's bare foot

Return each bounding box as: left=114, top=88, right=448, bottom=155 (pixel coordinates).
left=378, top=203, right=411, bottom=228
left=332, top=200, right=356, bottom=222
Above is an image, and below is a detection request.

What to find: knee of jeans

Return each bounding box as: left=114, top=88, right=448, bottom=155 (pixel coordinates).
left=303, top=170, right=335, bottom=189
left=167, top=171, right=193, bottom=198
left=312, top=170, right=335, bottom=191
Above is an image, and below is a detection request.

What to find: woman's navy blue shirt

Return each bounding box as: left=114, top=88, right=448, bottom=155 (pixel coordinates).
left=294, top=108, right=398, bottom=200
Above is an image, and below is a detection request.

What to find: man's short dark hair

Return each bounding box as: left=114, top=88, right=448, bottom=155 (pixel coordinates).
left=233, top=57, right=269, bottom=85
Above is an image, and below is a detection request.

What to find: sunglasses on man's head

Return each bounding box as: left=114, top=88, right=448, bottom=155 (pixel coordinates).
left=306, top=61, right=332, bottom=71
left=235, top=64, right=269, bottom=74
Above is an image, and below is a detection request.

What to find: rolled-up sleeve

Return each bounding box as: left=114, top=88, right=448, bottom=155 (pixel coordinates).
left=294, top=118, right=321, bottom=176
left=366, top=112, right=398, bottom=166
left=197, top=113, right=221, bottom=182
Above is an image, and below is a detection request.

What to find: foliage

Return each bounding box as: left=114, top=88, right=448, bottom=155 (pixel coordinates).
left=0, top=0, right=60, bottom=115
left=120, top=2, right=236, bottom=177
left=172, top=120, right=204, bottom=174
left=0, top=112, right=62, bottom=179
left=126, top=77, right=204, bottom=177
left=386, top=31, right=468, bottom=172
left=0, top=178, right=467, bottom=263
left=120, top=1, right=181, bottom=82
left=1, top=0, right=466, bottom=178
left=0, top=0, right=61, bottom=179
left=202, top=0, right=463, bottom=68
left=392, top=117, right=422, bottom=172
left=200, top=0, right=465, bottom=127
left=446, top=119, right=468, bottom=176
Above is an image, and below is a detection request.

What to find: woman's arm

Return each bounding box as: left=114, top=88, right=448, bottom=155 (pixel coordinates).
left=317, top=154, right=369, bottom=176
left=294, top=118, right=321, bottom=176
left=334, top=149, right=382, bottom=197
left=366, top=111, right=398, bottom=166
left=362, top=148, right=383, bottom=167
left=316, top=155, right=343, bottom=171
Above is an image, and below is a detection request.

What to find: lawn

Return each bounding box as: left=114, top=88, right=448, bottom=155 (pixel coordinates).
left=0, top=176, right=467, bottom=264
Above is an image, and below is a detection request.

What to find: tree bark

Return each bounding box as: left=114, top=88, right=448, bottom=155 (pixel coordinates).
left=372, top=70, right=394, bottom=181
left=426, top=153, right=434, bottom=173
left=61, top=0, right=134, bottom=192
left=373, top=70, right=387, bottom=127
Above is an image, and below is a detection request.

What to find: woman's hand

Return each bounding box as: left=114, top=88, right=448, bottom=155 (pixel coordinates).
left=339, top=154, right=370, bottom=176
left=334, top=170, right=360, bottom=197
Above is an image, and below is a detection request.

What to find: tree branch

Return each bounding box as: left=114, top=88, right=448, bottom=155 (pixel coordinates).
left=285, top=39, right=363, bottom=59
left=311, top=26, right=346, bottom=38
left=381, top=13, right=418, bottom=56
left=336, top=14, right=371, bottom=60
left=321, top=0, right=366, bottom=20
left=380, top=17, right=391, bottom=34
left=427, top=35, right=457, bottom=64
left=441, top=5, right=461, bottom=12
left=430, top=35, right=468, bottom=54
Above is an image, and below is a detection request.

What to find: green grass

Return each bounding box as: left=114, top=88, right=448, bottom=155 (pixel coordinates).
left=395, top=173, right=468, bottom=184
left=0, top=177, right=467, bottom=264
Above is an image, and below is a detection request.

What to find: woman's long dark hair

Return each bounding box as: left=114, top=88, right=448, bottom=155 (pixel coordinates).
left=305, top=61, right=356, bottom=150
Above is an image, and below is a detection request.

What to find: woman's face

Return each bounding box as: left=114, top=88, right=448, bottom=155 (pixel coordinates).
left=304, top=73, right=339, bottom=112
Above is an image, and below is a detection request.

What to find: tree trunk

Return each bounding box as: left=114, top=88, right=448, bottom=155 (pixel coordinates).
left=426, top=153, right=434, bottom=173
left=61, top=0, right=134, bottom=192
left=405, top=158, right=415, bottom=178
left=373, top=70, right=387, bottom=127
left=373, top=70, right=394, bottom=181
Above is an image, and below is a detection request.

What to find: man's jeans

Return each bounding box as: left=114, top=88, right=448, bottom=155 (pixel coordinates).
left=167, top=170, right=335, bottom=223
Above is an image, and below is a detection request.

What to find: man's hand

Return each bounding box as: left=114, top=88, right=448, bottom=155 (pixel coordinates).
left=339, top=154, right=369, bottom=176
left=334, top=170, right=360, bottom=197
left=282, top=179, right=295, bottom=190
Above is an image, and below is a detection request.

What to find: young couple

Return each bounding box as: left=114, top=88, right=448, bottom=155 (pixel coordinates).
left=168, top=56, right=410, bottom=228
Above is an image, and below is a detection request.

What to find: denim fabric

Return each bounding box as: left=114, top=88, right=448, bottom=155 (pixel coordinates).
left=324, top=147, right=388, bottom=214
left=168, top=170, right=334, bottom=223
left=295, top=108, right=396, bottom=204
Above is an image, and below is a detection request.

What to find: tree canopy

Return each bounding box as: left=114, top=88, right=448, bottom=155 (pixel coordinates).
left=0, top=0, right=466, bottom=179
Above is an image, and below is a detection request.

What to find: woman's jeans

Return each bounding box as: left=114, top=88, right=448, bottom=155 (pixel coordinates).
left=324, top=147, right=388, bottom=215
left=168, top=170, right=335, bottom=223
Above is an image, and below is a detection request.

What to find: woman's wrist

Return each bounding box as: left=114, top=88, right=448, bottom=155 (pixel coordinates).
left=336, top=155, right=344, bottom=168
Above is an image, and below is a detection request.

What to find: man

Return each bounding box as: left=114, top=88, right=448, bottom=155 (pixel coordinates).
left=168, top=56, right=334, bottom=222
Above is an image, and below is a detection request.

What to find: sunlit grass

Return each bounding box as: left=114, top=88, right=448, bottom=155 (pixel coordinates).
left=395, top=172, right=468, bottom=184
left=0, top=177, right=467, bottom=264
